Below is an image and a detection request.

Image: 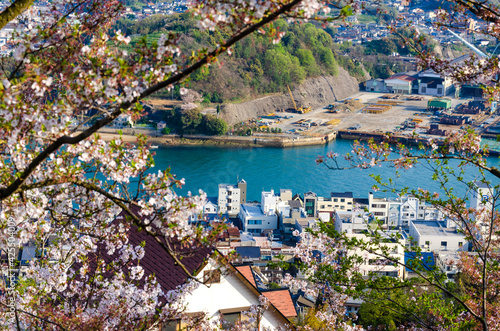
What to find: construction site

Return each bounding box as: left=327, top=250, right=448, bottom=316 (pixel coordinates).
left=242, top=91, right=493, bottom=140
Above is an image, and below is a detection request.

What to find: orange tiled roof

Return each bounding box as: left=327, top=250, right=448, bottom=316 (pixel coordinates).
left=263, top=289, right=297, bottom=318
left=235, top=265, right=256, bottom=288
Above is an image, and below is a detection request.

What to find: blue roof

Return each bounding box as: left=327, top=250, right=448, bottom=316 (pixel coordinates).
left=235, top=246, right=261, bottom=259
left=404, top=252, right=435, bottom=272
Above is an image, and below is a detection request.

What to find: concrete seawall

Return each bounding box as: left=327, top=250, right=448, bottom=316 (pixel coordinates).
left=162, top=132, right=338, bottom=147
left=93, top=128, right=337, bottom=147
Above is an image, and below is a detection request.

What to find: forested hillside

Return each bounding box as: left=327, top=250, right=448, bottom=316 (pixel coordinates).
left=114, top=14, right=365, bottom=102
left=113, top=13, right=440, bottom=103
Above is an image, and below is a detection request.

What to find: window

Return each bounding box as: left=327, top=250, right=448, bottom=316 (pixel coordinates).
left=374, top=212, right=384, bottom=216
left=334, top=198, right=338, bottom=202
left=221, top=313, right=240, bottom=329
left=347, top=202, right=352, bottom=205
left=340, top=206, right=345, bottom=210
left=425, top=241, right=430, bottom=247
left=162, top=320, right=180, bottom=331
left=220, top=307, right=253, bottom=330
left=421, top=86, right=427, bottom=93
left=458, top=242, right=463, bottom=247
left=437, top=87, right=443, bottom=95
left=248, top=220, right=262, bottom=225
left=204, top=270, right=221, bottom=284
left=341, top=198, right=345, bottom=202
left=441, top=241, right=448, bottom=249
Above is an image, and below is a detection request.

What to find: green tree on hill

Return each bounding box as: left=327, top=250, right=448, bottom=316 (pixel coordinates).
left=203, top=114, right=228, bottom=135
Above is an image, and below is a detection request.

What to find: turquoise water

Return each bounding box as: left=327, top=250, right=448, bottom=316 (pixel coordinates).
left=152, top=139, right=500, bottom=201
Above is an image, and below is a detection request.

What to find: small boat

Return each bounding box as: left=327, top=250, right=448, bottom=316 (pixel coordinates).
left=150, top=145, right=159, bottom=149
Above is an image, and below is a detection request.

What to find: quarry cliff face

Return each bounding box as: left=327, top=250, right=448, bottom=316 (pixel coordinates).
left=220, top=67, right=360, bottom=125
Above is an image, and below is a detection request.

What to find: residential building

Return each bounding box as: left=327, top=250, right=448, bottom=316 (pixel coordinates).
left=218, top=179, right=247, bottom=216
left=347, top=231, right=406, bottom=279
left=239, top=204, right=278, bottom=235
left=204, top=197, right=218, bottom=215
left=404, top=252, right=435, bottom=279
left=278, top=200, right=306, bottom=239
left=368, top=192, right=390, bottom=223
left=435, top=251, right=461, bottom=280
left=96, top=211, right=293, bottom=330
left=317, top=192, right=354, bottom=213
left=303, top=192, right=317, bottom=217
left=409, top=220, right=469, bottom=252
left=368, top=194, right=445, bottom=228
left=114, top=114, right=133, bottom=128
left=261, top=190, right=278, bottom=215
left=470, top=181, right=493, bottom=211
left=333, top=210, right=369, bottom=234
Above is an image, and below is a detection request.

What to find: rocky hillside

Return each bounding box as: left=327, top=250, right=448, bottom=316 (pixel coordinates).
left=221, top=67, right=359, bottom=125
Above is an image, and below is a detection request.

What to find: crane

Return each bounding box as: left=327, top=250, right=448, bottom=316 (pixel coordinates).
left=287, top=85, right=311, bottom=114
left=287, top=85, right=299, bottom=112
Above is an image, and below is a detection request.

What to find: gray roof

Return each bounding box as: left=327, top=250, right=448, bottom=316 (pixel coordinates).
left=235, top=246, right=261, bottom=259
left=412, top=221, right=462, bottom=237
left=241, top=204, right=263, bottom=217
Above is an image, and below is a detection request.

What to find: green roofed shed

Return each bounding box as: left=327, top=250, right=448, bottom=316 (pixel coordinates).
left=428, top=98, right=452, bottom=110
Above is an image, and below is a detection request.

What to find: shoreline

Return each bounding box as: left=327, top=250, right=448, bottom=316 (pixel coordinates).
left=96, top=131, right=338, bottom=148
left=96, top=130, right=500, bottom=156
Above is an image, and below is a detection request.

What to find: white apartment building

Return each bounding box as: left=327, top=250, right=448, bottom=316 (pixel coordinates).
left=261, top=190, right=277, bottom=215
left=333, top=210, right=369, bottom=234
left=348, top=231, right=406, bottom=279
left=217, top=179, right=247, bottom=216
left=369, top=193, right=445, bottom=228
left=368, top=192, right=390, bottom=223
left=409, top=220, right=468, bottom=252
left=470, top=182, right=493, bottom=212
left=238, top=204, right=278, bottom=235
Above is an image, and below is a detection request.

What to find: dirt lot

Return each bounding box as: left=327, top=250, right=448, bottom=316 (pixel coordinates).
left=268, top=92, right=484, bottom=137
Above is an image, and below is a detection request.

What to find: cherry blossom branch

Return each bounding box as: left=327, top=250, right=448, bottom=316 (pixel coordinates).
left=322, top=153, right=500, bottom=179
left=454, top=0, right=500, bottom=23
left=0, top=300, right=69, bottom=331
left=68, top=179, right=208, bottom=283
left=0, top=0, right=304, bottom=202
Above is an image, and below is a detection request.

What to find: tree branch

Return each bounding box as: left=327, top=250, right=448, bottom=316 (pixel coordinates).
left=0, top=0, right=35, bottom=31
left=0, top=0, right=304, bottom=202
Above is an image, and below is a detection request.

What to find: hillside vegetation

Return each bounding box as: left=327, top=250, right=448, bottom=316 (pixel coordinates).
left=114, top=13, right=443, bottom=103
left=114, top=14, right=365, bottom=103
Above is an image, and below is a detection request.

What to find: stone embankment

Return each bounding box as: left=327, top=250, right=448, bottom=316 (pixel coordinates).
left=95, top=127, right=337, bottom=148
left=162, top=132, right=337, bottom=147
left=220, top=67, right=360, bottom=125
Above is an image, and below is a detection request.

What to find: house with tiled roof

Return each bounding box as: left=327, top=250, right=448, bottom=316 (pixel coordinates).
left=82, top=210, right=293, bottom=330
left=235, top=265, right=298, bottom=320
